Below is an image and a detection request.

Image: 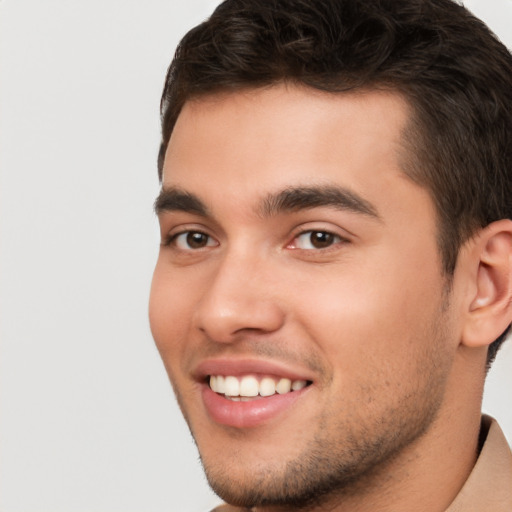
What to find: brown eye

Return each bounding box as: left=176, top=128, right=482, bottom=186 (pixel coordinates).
left=292, top=230, right=342, bottom=250
left=174, top=231, right=217, bottom=250
left=309, top=231, right=335, bottom=248
left=187, top=232, right=209, bottom=248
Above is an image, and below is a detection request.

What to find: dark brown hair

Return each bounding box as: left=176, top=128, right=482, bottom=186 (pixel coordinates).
left=158, top=0, right=512, bottom=364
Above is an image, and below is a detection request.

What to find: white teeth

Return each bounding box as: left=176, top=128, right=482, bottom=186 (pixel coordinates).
left=276, top=378, right=292, bottom=394
left=216, top=375, right=225, bottom=394
left=239, top=376, right=259, bottom=397
left=291, top=380, right=307, bottom=391
left=259, top=377, right=276, bottom=397
left=209, top=375, right=225, bottom=394
left=224, top=376, right=240, bottom=396
left=209, top=375, right=309, bottom=398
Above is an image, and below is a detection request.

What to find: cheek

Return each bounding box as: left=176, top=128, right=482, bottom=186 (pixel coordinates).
left=148, top=261, right=195, bottom=367
left=289, top=249, right=446, bottom=380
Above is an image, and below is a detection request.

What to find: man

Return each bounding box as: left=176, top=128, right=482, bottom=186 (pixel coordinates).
left=149, top=0, right=512, bottom=510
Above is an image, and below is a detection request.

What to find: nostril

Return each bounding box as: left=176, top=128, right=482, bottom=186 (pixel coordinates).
left=195, top=301, right=285, bottom=343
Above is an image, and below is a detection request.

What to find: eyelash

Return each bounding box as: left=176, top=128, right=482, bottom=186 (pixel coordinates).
left=163, top=229, right=347, bottom=252
left=163, top=230, right=217, bottom=250
left=288, top=230, right=346, bottom=251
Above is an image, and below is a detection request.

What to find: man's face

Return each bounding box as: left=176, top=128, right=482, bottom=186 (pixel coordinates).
left=150, top=85, right=458, bottom=507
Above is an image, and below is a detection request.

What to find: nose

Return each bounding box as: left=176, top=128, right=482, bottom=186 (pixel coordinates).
left=194, top=252, right=285, bottom=343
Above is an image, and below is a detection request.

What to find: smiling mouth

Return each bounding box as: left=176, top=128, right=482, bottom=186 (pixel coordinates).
left=209, top=374, right=312, bottom=401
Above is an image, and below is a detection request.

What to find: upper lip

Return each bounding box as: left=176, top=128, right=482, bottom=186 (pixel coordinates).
left=193, top=357, right=315, bottom=383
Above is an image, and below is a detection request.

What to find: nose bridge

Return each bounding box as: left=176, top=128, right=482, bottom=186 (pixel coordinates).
left=195, top=245, right=284, bottom=341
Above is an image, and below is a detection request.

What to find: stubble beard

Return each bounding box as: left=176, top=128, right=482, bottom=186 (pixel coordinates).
left=199, top=387, right=448, bottom=511
left=175, top=290, right=455, bottom=510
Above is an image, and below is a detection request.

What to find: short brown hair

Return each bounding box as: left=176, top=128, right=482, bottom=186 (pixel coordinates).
left=158, top=0, right=512, bottom=363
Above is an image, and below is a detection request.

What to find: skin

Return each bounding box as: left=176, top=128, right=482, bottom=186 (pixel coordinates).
left=149, top=84, right=508, bottom=511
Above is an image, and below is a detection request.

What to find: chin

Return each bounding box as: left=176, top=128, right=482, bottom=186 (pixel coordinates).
left=197, top=403, right=440, bottom=510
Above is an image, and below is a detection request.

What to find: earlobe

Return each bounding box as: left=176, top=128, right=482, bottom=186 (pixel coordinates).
left=462, top=219, right=512, bottom=348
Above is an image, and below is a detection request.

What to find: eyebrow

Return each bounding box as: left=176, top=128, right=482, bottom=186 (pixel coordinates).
left=259, top=185, right=380, bottom=219
left=154, top=184, right=380, bottom=220
left=154, top=187, right=209, bottom=216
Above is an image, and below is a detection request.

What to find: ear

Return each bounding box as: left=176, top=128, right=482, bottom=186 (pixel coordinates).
left=461, top=219, right=512, bottom=348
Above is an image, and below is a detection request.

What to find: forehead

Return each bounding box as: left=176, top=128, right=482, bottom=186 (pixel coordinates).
left=162, top=84, right=420, bottom=217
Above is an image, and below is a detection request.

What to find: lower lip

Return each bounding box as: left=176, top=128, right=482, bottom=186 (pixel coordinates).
left=201, top=384, right=309, bottom=428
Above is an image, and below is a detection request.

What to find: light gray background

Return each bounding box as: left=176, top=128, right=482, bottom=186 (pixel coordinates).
left=1, top=1, right=511, bottom=511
